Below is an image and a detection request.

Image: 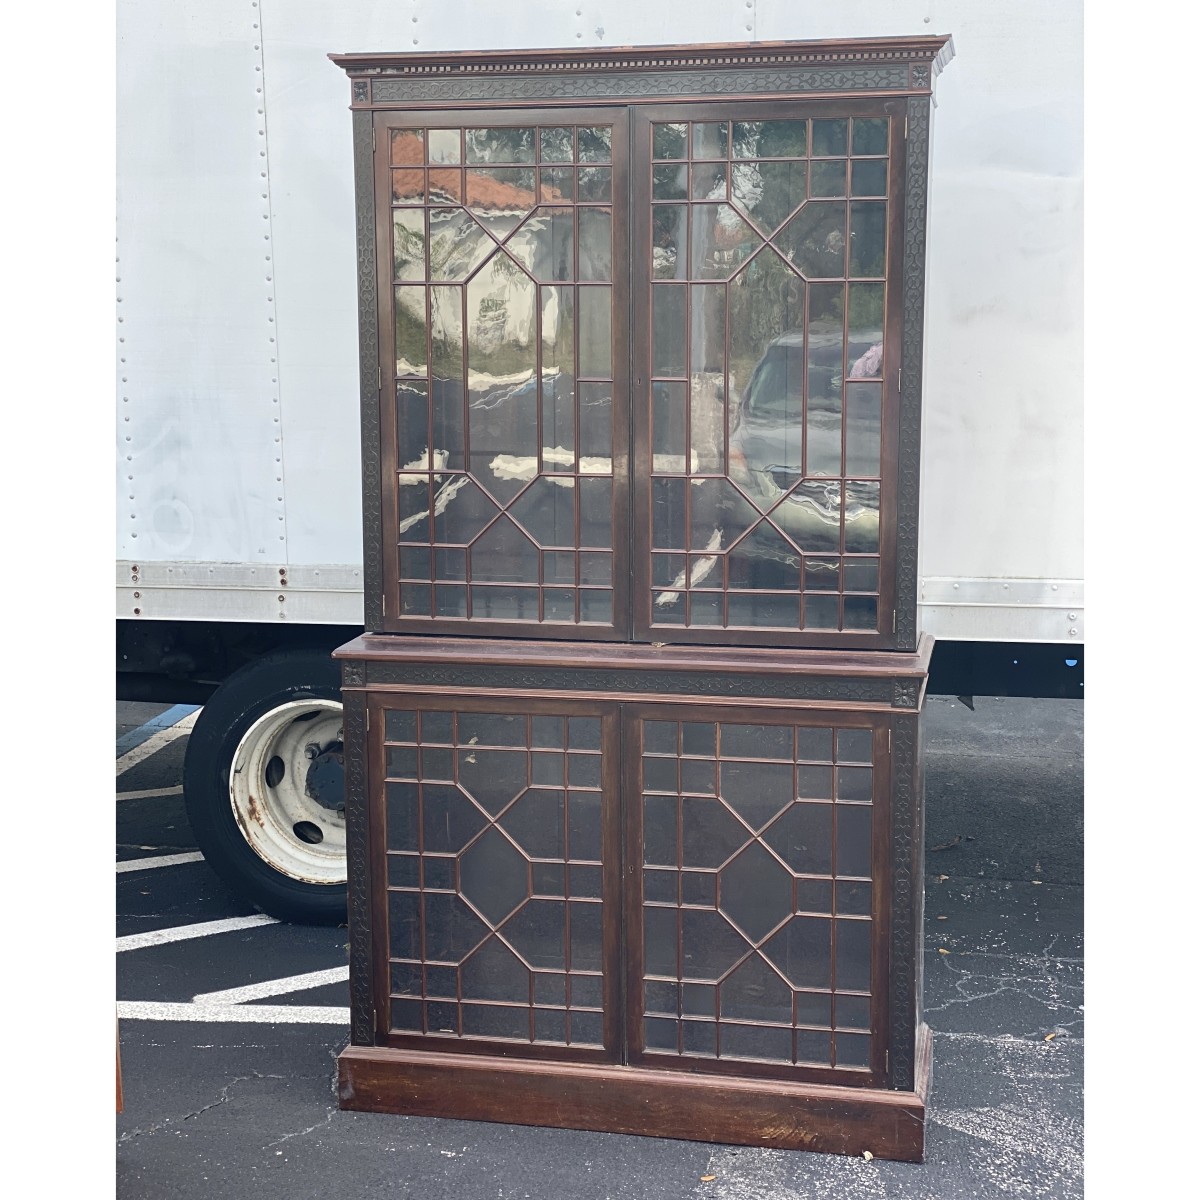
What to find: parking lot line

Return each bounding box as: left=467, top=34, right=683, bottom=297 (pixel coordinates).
left=117, top=914, right=278, bottom=952
left=117, top=1000, right=350, bottom=1024
left=193, top=966, right=351, bottom=1005
left=116, top=851, right=206, bottom=874
left=116, top=784, right=185, bottom=801
left=116, top=708, right=200, bottom=776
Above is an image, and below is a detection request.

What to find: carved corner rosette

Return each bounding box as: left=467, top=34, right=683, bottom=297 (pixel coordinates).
left=892, top=679, right=920, bottom=709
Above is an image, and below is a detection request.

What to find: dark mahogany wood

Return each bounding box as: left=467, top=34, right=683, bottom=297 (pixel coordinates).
left=339, top=1022, right=932, bottom=1162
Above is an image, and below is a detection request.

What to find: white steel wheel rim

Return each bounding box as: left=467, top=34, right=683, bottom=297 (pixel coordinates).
left=229, top=699, right=347, bottom=885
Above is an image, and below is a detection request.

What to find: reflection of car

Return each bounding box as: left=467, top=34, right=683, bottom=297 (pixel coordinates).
left=724, top=333, right=882, bottom=556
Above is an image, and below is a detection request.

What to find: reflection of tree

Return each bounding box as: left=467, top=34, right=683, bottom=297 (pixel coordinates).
left=728, top=252, right=804, bottom=396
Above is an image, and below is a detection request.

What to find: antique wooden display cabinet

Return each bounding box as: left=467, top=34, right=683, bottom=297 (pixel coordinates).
left=331, top=34, right=952, bottom=1161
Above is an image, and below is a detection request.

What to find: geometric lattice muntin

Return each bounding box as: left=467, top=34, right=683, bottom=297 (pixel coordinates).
left=389, top=122, right=618, bottom=627
left=648, top=116, right=890, bottom=634
left=641, top=717, right=876, bottom=1071
left=383, top=704, right=607, bottom=1049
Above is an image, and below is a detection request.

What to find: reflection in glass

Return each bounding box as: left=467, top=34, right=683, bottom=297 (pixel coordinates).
left=732, top=120, right=807, bottom=159
left=392, top=168, right=424, bottom=204
left=578, top=127, right=612, bottom=163
left=470, top=518, right=539, bottom=583
left=779, top=202, right=847, bottom=278
left=466, top=167, right=537, bottom=237
left=692, top=122, right=728, bottom=159
left=845, top=383, right=882, bottom=476
left=578, top=167, right=612, bottom=202
left=652, top=285, right=687, bottom=377
left=427, top=129, right=461, bottom=165
left=506, top=208, right=574, bottom=282
left=851, top=160, right=887, bottom=197
left=428, top=208, right=493, bottom=281
left=789, top=481, right=843, bottom=553
left=845, top=481, right=880, bottom=553
left=542, top=287, right=574, bottom=453
left=843, top=595, right=878, bottom=630
left=652, top=205, right=686, bottom=278
left=577, top=287, right=611, bottom=377
left=653, top=123, right=687, bottom=159
left=731, top=160, right=807, bottom=235
left=540, top=127, right=573, bottom=162
left=429, top=168, right=463, bottom=204
left=843, top=558, right=878, bottom=592
left=692, top=162, right=727, bottom=200
left=391, top=129, right=425, bottom=165
left=395, top=379, right=430, bottom=467
left=578, top=208, right=612, bottom=282
left=394, top=213, right=426, bottom=284
left=653, top=165, right=688, bottom=201
left=847, top=283, right=884, bottom=377
left=395, top=286, right=429, bottom=376
left=465, top=127, right=535, bottom=164
left=850, top=202, right=886, bottom=277
left=578, top=382, right=613, bottom=460
left=852, top=117, right=889, bottom=156
left=812, top=119, right=848, bottom=157
left=810, top=160, right=847, bottom=198
left=652, top=382, right=687, bottom=471
left=510, top=478, right=577, bottom=548
left=691, top=205, right=761, bottom=280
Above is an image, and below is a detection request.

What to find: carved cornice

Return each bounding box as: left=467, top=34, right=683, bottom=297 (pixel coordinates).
left=331, top=36, right=953, bottom=105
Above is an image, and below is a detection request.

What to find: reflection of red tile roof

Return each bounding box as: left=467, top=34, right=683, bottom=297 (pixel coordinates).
left=390, top=131, right=424, bottom=165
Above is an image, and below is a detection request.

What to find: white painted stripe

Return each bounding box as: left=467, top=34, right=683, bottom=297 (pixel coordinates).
left=116, top=914, right=278, bottom=952
left=116, top=851, right=205, bottom=874
left=116, top=710, right=200, bottom=777
left=116, top=784, right=185, bottom=801
left=193, top=966, right=350, bottom=1005
left=116, top=1000, right=350, bottom=1025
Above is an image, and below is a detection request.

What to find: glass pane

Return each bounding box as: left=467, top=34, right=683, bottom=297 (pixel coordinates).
left=692, top=122, right=728, bottom=159
left=390, top=128, right=425, bottom=165
left=578, top=167, right=611, bottom=203
left=652, top=285, right=687, bottom=377
left=851, top=160, right=887, bottom=197
left=540, top=127, right=573, bottom=162
left=691, top=162, right=727, bottom=201
left=652, top=205, right=687, bottom=279
left=578, top=127, right=611, bottom=163
left=836, top=804, right=873, bottom=876
left=691, top=205, right=761, bottom=280
left=394, top=286, right=428, bottom=376
left=465, top=127, right=535, bottom=164
left=847, top=283, right=884, bottom=378
left=812, top=119, right=848, bottom=157
left=732, top=160, right=807, bottom=235
left=466, top=167, right=537, bottom=238
left=540, top=166, right=573, bottom=203
left=852, top=118, right=889, bottom=156
left=428, top=208, right=492, bottom=281
left=778, top=202, right=847, bottom=278
left=849, top=202, right=887, bottom=277
left=579, top=381, right=612, bottom=460
left=578, top=208, right=612, bottom=282
left=843, top=558, right=878, bottom=592
left=392, top=168, right=424, bottom=204
left=396, top=380, right=430, bottom=467
left=427, top=129, right=461, bottom=165
left=845, top=383, right=881, bottom=476
left=429, top=168, right=463, bottom=204
left=845, top=481, right=880, bottom=553
left=653, top=123, right=687, bottom=160
left=810, top=160, right=847, bottom=198
left=509, top=478, right=577, bottom=549
left=732, top=120, right=807, bottom=159
left=652, top=381, right=687, bottom=471
left=506, top=208, right=574, bottom=282
left=577, top=288, right=611, bottom=377
left=653, top=164, right=688, bottom=201
left=541, top=287, right=574, bottom=453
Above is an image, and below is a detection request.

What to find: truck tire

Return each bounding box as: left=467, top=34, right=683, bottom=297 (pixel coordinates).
left=183, top=648, right=347, bottom=924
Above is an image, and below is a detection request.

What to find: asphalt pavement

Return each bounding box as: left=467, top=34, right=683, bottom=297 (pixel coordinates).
left=115, top=694, right=1083, bottom=1199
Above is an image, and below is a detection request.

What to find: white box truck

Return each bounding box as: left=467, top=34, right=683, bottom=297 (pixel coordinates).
left=116, top=0, right=1083, bottom=921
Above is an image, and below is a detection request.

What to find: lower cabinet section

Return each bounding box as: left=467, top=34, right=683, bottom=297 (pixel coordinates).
left=337, top=635, right=931, bottom=1160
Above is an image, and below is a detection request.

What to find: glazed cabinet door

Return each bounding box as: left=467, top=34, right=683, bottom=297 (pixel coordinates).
left=370, top=693, right=623, bottom=1062
left=374, top=110, right=631, bottom=637
left=625, top=705, right=892, bottom=1085
left=631, top=100, right=908, bottom=648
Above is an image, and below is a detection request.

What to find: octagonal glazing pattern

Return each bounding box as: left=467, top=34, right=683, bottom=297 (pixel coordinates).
left=383, top=702, right=609, bottom=1051
left=640, top=716, right=877, bottom=1074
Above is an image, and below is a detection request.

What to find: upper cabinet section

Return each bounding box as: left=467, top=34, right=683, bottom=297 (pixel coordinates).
left=333, top=37, right=952, bottom=650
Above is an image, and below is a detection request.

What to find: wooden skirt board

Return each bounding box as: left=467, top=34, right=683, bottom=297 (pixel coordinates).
left=338, top=1024, right=932, bottom=1161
